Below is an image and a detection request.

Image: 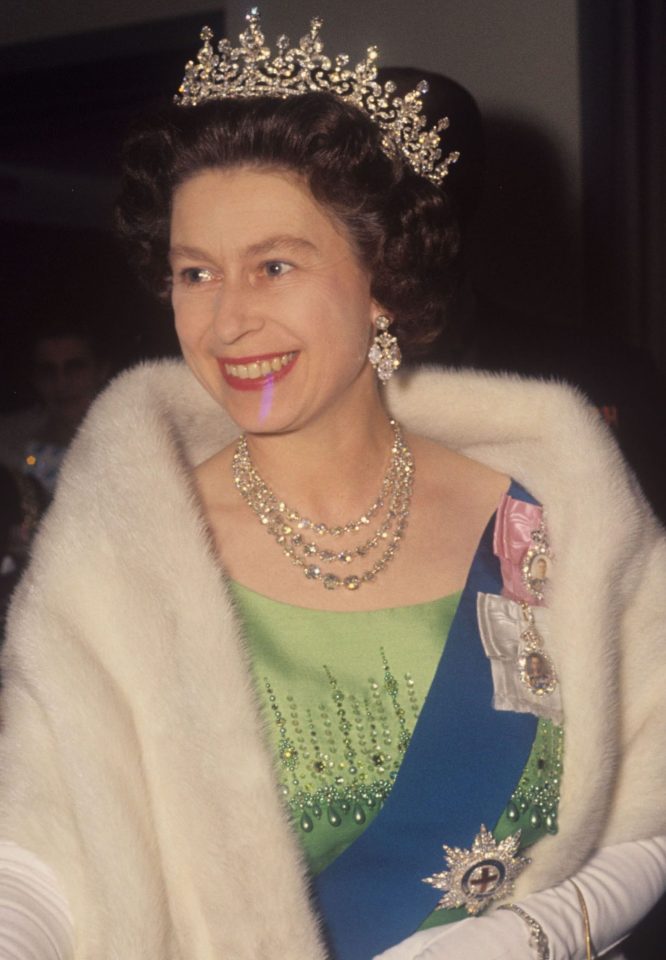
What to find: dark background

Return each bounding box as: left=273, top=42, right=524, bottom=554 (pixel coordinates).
left=0, top=1, right=664, bottom=954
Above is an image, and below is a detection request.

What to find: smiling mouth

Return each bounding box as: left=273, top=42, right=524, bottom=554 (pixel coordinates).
left=218, top=352, right=299, bottom=389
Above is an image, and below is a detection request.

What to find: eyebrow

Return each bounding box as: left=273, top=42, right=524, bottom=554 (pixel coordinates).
left=168, top=244, right=210, bottom=263
left=245, top=234, right=319, bottom=258
left=169, top=235, right=318, bottom=263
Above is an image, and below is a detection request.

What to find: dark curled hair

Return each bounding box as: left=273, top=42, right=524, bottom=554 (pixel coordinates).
left=115, top=93, right=459, bottom=357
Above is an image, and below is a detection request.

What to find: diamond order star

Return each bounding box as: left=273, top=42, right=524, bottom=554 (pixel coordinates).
left=423, top=825, right=530, bottom=915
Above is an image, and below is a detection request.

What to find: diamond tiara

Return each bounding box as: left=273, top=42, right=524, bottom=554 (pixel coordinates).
left=175, top=8, right=460, bottom=185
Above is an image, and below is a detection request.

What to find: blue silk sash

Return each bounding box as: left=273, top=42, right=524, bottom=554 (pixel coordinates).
left=312, top=481, right=538, bottom=959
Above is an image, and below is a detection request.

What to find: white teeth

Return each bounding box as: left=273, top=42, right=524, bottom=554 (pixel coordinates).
left=226, top=353, right=295, bottom=379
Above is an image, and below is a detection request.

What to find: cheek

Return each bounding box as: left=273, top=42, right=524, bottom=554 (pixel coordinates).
left=345, top=298, right=375, bottom=362
left=173, top=299, right=208, bottom=351
left=173, top=310, right=190, bottom=348
left=315, top=280, right=374, bottom=357
left=347, top=324, right=373, bottom=369
left=321, top=322, right=373, bottom=383
left=171, top=293, right=187, bottom=342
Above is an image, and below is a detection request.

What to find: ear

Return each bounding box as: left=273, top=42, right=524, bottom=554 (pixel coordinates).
left=370, top=310, right=393, bottom=330
left=370, top=298, right=391, bottom=329
left=371, top=314, right=392, bottom=333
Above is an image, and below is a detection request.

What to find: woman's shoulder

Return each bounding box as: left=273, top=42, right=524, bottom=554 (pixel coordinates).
left=392, top=365, right=665, bottom=560
left=23, top=362, right=232, bottom=562
left=87, top=359, right=217, bottom=432
left=408, top=431, right=510, bottom=510
left=390, top=367, right=634, bottom=498
left=388, top=365, right=598, bottom=447
left=61, top=360, right=235, bottom=479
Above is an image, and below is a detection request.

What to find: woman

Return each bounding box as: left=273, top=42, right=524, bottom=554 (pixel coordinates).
left=1, top=12, right=665, bottom=960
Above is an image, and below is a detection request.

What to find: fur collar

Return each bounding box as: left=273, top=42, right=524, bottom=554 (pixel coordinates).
left=2, top=361, right=664, bottom=957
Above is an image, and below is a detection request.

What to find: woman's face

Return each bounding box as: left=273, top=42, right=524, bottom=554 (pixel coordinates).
left=170, top=166, right=381, bottom=435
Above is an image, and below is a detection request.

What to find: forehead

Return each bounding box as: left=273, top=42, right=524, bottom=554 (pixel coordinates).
left=170, top=166, right=352, bottom=253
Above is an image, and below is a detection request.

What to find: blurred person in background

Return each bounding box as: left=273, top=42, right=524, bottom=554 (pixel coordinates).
left=0, top=322, right=109, bottom=497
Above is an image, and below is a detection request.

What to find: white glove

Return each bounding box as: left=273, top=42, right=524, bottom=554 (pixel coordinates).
left=0, top=842, right=73, bottom=960
left=374, top=836, right=666, bottom=960
left=373, top=913, right=528, bottom=960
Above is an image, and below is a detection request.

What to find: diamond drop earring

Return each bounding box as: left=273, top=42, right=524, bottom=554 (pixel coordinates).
left=368, top=316, right=402, bottom=382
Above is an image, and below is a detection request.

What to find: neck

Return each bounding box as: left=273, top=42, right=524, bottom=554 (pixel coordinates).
left=243, top=392, right=395, bottom=526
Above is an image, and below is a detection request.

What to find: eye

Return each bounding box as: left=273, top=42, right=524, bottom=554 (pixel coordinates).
left=263, top=260, right=294, bottom=278
left=179, top=267, right=216, bottom=285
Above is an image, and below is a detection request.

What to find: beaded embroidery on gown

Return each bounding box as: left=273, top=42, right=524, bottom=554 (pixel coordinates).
left=230, top=482, right=564, bottom=959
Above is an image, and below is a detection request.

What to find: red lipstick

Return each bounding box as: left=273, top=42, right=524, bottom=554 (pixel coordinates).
left=218, top=351, right=299, bottom=391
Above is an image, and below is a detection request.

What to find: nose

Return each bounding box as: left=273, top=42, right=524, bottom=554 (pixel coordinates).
left=212, top=279, right=264, bottom=344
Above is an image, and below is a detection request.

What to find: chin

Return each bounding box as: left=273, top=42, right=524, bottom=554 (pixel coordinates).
left=226, top=407, right=301, bottom=438
left=221, top=383, right=311, bottom=437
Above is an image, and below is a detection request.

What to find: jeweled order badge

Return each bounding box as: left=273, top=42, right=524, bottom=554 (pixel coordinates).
left=423, top=825, right=530, bottom=915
